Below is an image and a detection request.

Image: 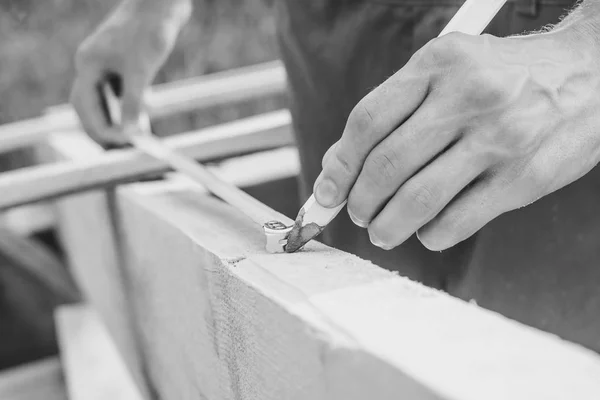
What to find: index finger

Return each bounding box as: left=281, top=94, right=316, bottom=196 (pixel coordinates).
left=314, top=61, right=430, bottom=208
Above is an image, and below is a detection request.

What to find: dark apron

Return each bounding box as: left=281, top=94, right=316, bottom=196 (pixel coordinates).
left=275, top=0, right=600, bottom=352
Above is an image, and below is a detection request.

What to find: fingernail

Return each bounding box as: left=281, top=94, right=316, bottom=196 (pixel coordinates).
left=315, top=178, right=338, bottom=207
left=369, top=231, right=393, bottom=250
left=348, top=209, right=368, bottom=228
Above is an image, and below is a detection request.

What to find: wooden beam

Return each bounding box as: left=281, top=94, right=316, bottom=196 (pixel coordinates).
left=47, top=119, right=600, bottom=400
left=45, top=130, right=149, bottom=398
left=55, top=304, right=144, bottom=400
left=72, top=179, right=600, bottom=400
left=0, top=357, right=66, bottom=400
left=145, top=60, right=285, bottom=118
left=0, top=61, right=285, bottom=154
left=0, top=110, right=292, bottom=210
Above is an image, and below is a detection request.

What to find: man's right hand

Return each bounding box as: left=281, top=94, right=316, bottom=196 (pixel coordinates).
left=70, top=0, right=191, bottom=146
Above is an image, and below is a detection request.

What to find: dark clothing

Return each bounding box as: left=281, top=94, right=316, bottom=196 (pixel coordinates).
left=275, top=0, right=600, bottom=352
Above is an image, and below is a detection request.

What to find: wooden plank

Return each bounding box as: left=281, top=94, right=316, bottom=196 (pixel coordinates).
left=55, top=304, right=144, bottom=400
left=0, top=357, right=67, bottom=400
left=86, top=180, right=600, bottom=400
left=44, top=124, right=600, bottom=399
left=0, top=110, right=292, bottom=210
left=145, top=60, right=285, bottom=118
left=49, top=138, right=600, bottom=400
left=0, top=61, right=285, bottom=154
left=45, top=131, right=300, bottom=398
left=45, top=131, right=151, bottom=399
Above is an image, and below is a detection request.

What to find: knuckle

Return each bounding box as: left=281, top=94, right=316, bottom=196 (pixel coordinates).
left=416, top=32, right=469, bottom=67
left=347, top=100, right=378, bottom=137
left=471, top=124, right=538, bottom=161
left=502, top=127, right=538, bottom=157
left=403, top=182, right=440, bottom=216
left=435, top=32, right=470, bottom=55
left=478, top=78, right=508, bottom=103
left=321, top=142, right=338, bottom=169
left=332, top=146, right=354, bottom=176
left=364, top=147, right=401, bottom=186
left=464, top=69, right=512, bottom=109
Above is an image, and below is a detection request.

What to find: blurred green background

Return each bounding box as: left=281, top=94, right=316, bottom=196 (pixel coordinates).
left=0, top=0, right=283, bottom=371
